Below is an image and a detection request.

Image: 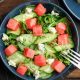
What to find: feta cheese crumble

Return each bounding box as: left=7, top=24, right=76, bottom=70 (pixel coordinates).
left=34, top=70, right=40, bottom=80
left=46, top=58, right=55, bottom=65
left=48, top=27, right=57, bottom=33
left=2, top=33, right=8, bottom=41
left=51, top=10, right=59, bottom=16
left=8, top=60, right=16, bottom=67
left=38, top=44, right=45, bottom=53
left=16, top=36, right=24, bottom=42
left=26, top=8, right=33, bottom=13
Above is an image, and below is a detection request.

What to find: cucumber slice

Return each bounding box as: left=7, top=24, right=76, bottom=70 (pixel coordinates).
left=40, top=65, right=53, bottom=73
left=7, top=28, right=21, bottom=35
left=35, top=44, right=56, bottom=56
left=17, top=34, right=37, bottom=47
left=14, top=14, right=23, bottom=22
left=45, top=44, right=56, bottom=53
left=17, top=42, right=26, bottom=51
left=35, top=50, right=42, bottom=55
left=35, top=33, right=58, bottom=44
left=14, top=12, right=37, bottom=22
left=39, top=71, right=52, bottom=79
left=45, top=44, right=56, bottom=58
left=54, top=43, right=74, bottom=52
left=25, top=61, right=39, bottom=72
left=8, top=51, right=25, bottom=66
left=54, top=38, right=74, bottom=52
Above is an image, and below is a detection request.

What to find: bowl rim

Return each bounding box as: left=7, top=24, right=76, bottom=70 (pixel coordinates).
left=0, top=1, right=79, bottom=80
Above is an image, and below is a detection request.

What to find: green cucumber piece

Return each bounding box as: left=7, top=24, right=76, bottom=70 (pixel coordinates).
left=54, top=43, right=74, bottom=52
left=14, top=14, right=23, bottom=22
left=7, top=28, right=21, bottom=35
left=35, top=50, right=42, bottom=55
left=45, top=44, right=56, bottom=58
left=45, top=44, right=56, bottom=53
left=8, top=51, right=25, bottom=65
left=25, top=61, right=39, bottom=72
left=54, top=38, right=74, bottom=52
left=17, top=34, right=37, bottom=47
left=35, top=33, right=58, bottom=44
left=14, top=12, right=37, bottom=22
left=39, top=71, right=52, bottom=79
left=17, top=42, right=26, bottom=51
left=40, top=65, right=53, bottom=73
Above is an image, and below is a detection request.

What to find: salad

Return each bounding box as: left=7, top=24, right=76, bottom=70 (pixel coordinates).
left=2, top=3, right=74, bottom=79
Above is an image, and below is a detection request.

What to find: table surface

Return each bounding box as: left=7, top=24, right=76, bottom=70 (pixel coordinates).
left=0, top=0, right=80, bottom=80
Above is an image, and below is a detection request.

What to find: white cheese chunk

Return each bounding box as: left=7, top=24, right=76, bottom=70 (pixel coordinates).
left=48, top=27, right=57, bottom=33
left=26, top=8, right=33, bottom=13
left=2, top=33, right=9, bottom=41
left=38, top=44, right=45, bottom=53
left=46, top=58, right=55, bottom=65
left=51, top=10, right=59, bottom=16
left=34, top=70, right=40, bottom=80
left=8, top=60, right=16, bottom=67
left=16, top=36, right=24, bottom=42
